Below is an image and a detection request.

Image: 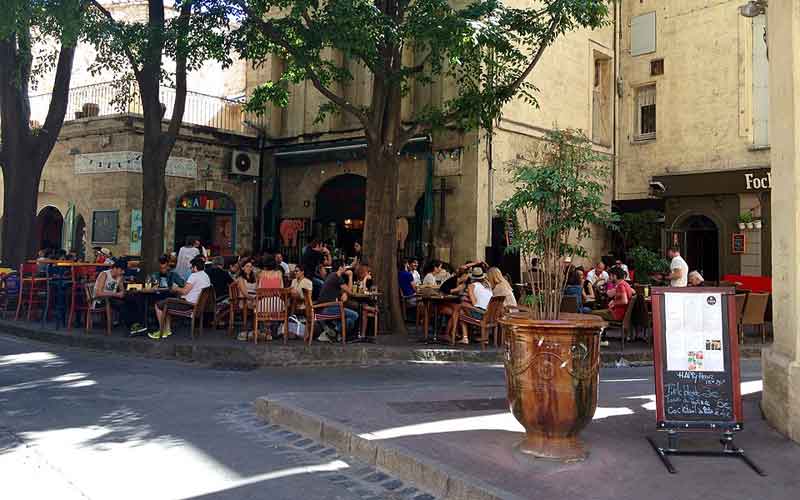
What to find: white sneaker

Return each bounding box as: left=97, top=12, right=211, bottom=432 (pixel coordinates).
left=318, top=332, right=332, bottom=343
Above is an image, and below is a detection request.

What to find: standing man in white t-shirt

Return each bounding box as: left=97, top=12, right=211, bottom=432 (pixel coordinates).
left=150, top=256, right=211, bottom=339
left=667, top=246, right=689, bottom=287
left=175, top=237, right=201, bottom=280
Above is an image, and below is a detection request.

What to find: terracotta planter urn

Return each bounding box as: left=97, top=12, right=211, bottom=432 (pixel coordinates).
left=500, top=312, right=604, bottom=462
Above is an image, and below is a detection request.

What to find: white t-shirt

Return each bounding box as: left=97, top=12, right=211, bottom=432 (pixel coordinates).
left=183, top=270, right=211, bottom=304
left=412, top=270, right=421, bottom=285
left=176, top=246, right=200, bottom=279
left=471, top=282, right=493, bottom=310
left=670, top=255, right=689, bottom=287
left=586, top=269, right=609, bottom=284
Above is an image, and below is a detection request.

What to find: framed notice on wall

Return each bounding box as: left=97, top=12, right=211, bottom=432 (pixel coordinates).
left=92, top=210, right=119, bottom=245
left=732, top=233, right=746, bottom=254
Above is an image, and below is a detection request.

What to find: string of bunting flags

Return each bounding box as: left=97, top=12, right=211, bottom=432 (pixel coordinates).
left=74, top=151, right=197, bottom=179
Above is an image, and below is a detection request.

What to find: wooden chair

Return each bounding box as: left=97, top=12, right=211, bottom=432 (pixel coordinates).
left=607, top=294, right=638, bottom=352
left=84, top=283, right=112, bottom=336
left=735, top=293, right=748, bottom=344
left=307, top=297, right=347, bottom=345
left=252, top=288, right=291, bottom=344
left=164, top=287, right=215, bottom=340
left=1, top=272, right=20, bottom=319
left=361, top=302, right=380, bottom=338
left=226, top=282, right=248, bottom=337
left=15, top=263, right=48, bottom=321
left=741, top=292, right=770, bottom=343
left=455, top=296, right=505, bottom=350
left=68, top=265, right=99, bottom=330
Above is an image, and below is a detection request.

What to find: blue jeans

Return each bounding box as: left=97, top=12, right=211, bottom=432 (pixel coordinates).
left=322, top=306, right=359, bottom=334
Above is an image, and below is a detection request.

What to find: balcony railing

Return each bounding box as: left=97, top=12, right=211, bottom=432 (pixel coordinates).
left=24, top=81, right=260, bottom=136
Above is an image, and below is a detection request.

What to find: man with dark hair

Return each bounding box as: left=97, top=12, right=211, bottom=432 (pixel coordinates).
left=667, top=246, right=688, bottom=287
left=316, top=260, right=358, bottom=342
left=150, top=254, right=185, bottom=289
left=206, top=256, right=234, bottom=301
left=150, top=256, right=210, bottom=339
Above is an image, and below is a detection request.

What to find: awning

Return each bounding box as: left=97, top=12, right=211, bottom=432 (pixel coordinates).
left=271, top=136, right=431, bottom=166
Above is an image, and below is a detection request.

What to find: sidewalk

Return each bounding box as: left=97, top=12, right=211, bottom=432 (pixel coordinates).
left=255, top=361, right=799, bottom=500
left=0, top=317, right=752, bottom=368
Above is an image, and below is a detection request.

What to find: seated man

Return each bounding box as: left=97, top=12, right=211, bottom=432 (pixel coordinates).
left=150, top=256, right=211, bottom=339
left=316, top=261, right=358, bottom=342
left=149, top=254, right=186, bottom=289
left=290, top=266, right=313, bottom=301
left=94, top=261, right=143, bottom=335
left=205, top=256, right=233, bottom=302
left=590, top=267, right=634, bottom=346
left=398, top=263, right=417, bottom=306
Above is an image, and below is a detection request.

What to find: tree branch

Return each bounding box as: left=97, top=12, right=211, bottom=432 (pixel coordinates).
left=166, top=1, right=190, bottom=141
left=236, top=1, right=369, bottom=127
left=36, top=44, right=76, bottom=158
left=88, top=0, right=142, bottom=78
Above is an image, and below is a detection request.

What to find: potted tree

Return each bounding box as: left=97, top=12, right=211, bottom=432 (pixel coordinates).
left=498, top=129, right=616, bottom=462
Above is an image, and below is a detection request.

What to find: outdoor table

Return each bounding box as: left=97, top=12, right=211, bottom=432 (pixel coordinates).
left=347, top=291, right=382, bottom=343
left=125, top=287, right=174, bottom=332
left=419, top=293, right=461, bottom=345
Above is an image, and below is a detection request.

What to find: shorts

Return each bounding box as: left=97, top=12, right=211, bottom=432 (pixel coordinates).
left=157, top=299, right=195, bottom=312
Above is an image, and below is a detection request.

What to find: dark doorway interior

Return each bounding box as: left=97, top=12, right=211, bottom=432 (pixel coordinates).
left=314, top=174, right=366, bottom=256
left=36, top=206, right=63, bottom=251
left=486, top=217, right=521, bottom=284
left=682, top=215, right=720, bottom=281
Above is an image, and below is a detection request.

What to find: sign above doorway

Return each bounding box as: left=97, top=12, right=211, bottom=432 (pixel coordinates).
left=652, top=167, right=771, bottom=197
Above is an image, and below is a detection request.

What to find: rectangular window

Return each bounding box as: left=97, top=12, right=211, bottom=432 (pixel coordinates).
left=636, top=85, right=657, bottom=140
left=650, top=58, right=664, bottom=76
left=592, top=56, right=612, bottom=146
left=631, top=12, right=657, bottom=56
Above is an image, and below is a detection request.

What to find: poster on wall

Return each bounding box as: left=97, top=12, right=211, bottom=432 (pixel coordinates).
left=663, top=292, right=725, bottom=372
left=130, top=209, right=142, bottom=255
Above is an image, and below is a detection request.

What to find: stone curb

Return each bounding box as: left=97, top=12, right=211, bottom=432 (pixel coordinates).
left=254, top=396, right=527, bottom=500
left=0, top=319, right=764, bottom=368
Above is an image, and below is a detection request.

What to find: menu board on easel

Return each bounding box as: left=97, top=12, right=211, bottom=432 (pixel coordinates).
left=651, top=287, right=743, bottom=430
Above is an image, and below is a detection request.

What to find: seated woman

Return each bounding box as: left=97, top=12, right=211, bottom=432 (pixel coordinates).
left=486, top=267, right=517, bottom=307
left=422, top=260, right=449, bottom=286
left=563, top=269, right=591, bottom=314
left=237, top=259, right=258, bottom=300
left=458, top=267, right=494, bottom=344
left=580, top=268, right=596, bottom=308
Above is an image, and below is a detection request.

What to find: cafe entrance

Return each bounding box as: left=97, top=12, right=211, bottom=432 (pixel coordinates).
left=314, top=174, right=366, bottom=256
left=174, top=191, right=236, bottom=256
left=36, top=206, right=63, bottom=251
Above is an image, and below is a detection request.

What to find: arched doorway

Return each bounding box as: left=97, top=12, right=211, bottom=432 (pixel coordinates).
left=680, top=214, right=720, bottom=281
left=175, top=192, right=236, bottom=256
left=314, top=174, right=366, bottom=256
left=36, top=206, right=63, bottom=251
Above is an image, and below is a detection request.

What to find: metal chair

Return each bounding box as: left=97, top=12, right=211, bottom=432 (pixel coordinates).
left=456, top=296, right=505, bottom=350
left=84, top=283, right=112, bottom=336
left=42, top=264, right=72, bottom=329
left=252, top=288, right=291, bottom=344
left=15, top=263, right=48, bottom=321
left=163, top=287, right=215, bottom=340
left=0, top=272, right=20, bottom=319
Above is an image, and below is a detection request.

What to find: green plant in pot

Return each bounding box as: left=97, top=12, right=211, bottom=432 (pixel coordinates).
left=498, top=129, right=616, bottom=462
left=628, top=246, right=670, bottom=284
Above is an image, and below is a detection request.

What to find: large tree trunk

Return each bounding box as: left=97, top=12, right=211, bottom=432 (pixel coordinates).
left=1, top=150, right=42, bottom=266
left=363, top=145, right=406, bottom=335
left=139, top=138, right=168, bottom=275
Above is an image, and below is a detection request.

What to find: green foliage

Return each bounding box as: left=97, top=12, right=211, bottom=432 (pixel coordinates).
left=738, top=211, right=753, bottom=224
left=615, top=209, right=662, bottom=252
left=628, top=246, right=669, bottom=284
left=498, top=128, right=616, bottom=319
left=232, top=0, right=610, bottom=142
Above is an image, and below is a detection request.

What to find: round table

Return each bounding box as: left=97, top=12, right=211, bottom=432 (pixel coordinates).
left=419, top=293, right=462, bottom=345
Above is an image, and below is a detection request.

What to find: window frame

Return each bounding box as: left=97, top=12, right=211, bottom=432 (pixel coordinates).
left=634, top=84, right=657, bottom=142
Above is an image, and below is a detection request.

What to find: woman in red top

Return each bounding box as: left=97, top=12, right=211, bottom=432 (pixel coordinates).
left=590, top=267, right=633, bottom=322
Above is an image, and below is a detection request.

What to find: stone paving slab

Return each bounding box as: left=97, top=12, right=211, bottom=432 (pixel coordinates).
left=0, top=318, right=766, bottom=369
left=255, top=363, right=800, bottom=500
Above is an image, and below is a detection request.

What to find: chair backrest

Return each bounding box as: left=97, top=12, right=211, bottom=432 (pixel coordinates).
left=19, top=263, right=39, bottom=277
left=84, top=283, right=96, bottom=304
left=622, top=293, right=637, bottom=327
left=254, top=288, right=290, bottom=318
left=559, top=295, right=579, bottom=313
left=196, top=286, right=215, bottom=314
left=303, top=288, right=315, bottom=322
left=228, top=281, right=242, bottom=301
left=735, top=293, right=748, bottom=321
left=742, top=292, right=769, bottom=325
left=72, top=265, right=98, bottom=284
left=484, top=296, right=506, bottom=325
left=3, top=272, right=20, bottom=294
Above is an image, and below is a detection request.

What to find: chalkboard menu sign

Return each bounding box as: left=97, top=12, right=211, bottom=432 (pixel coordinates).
left=91, top=210, right=119, bottom=245
left=651, top=288, right=743, bottom=431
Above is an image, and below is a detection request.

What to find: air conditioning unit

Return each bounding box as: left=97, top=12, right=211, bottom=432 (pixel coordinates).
left=230, top=150, right=260, bottom=177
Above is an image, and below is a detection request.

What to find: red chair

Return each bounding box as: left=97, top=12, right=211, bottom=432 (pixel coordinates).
left=68, top=265, right=99, bottom=330
left=15, top=263, right=48, bottom=321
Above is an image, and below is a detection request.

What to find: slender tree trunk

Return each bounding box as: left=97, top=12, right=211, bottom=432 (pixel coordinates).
left=363, top=144, right=406, bottom=335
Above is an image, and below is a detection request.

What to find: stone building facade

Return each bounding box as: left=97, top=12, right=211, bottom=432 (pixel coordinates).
left=250, top=13, right=616, bottom=277
left=614, top=0, right=771, bottom=280
left=0, top=115, right=258, bottom=259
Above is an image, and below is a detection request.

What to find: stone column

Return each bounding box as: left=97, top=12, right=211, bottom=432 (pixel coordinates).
left=762, top=0, right=800, bottom=443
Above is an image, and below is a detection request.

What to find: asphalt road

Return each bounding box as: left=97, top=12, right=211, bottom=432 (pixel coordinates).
left=0, top=332, right=770, bottom=500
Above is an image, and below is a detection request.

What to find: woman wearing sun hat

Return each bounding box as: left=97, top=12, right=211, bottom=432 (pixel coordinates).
left=456, top=266, right=493, bottom=344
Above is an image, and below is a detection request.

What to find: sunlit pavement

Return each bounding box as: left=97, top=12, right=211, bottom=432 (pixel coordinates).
left=1, top=332, right=798, bottom=500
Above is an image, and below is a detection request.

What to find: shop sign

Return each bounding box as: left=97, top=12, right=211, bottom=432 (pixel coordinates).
left=75, top=151, right=197, bottom=179
left=177, top=192, right=234, bottom=211
left=744, top=172, right=771, bottom=191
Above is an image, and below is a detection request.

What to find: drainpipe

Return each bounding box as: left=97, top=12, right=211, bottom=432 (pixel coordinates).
left=613, top=0, right=620, bottom=201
